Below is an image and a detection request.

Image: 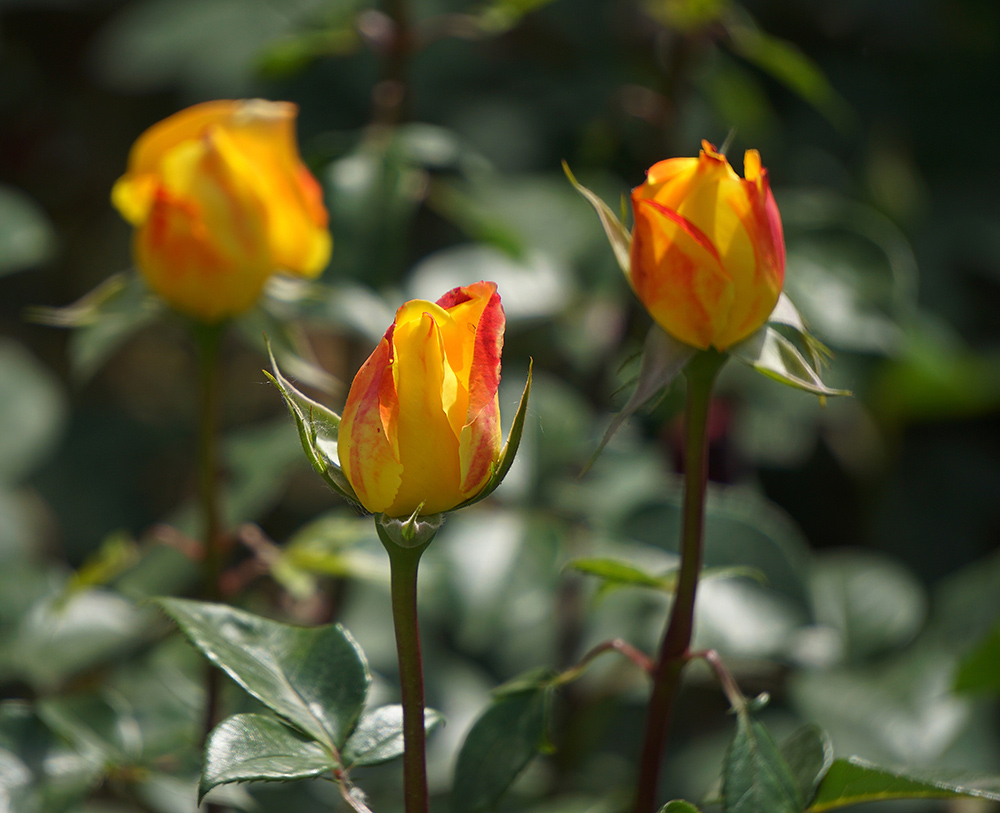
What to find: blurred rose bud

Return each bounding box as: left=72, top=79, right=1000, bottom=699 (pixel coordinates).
left=112, top=99, right=331, bottom=322
left=339, top=281, right=505, bottom=517
left=630, top=140, right=785, bottom=350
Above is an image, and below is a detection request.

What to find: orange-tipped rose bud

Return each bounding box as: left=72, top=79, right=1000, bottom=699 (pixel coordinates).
left=630, top=140, right=785, bottom=350
left=112, top=100, right=331, bottom=322
left=338, top=281, right=504, bottom=518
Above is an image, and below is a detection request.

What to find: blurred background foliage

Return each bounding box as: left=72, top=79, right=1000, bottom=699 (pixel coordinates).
left=2, top=0, right=1000, bottom=810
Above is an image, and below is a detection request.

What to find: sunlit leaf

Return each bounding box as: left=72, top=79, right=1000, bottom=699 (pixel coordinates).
left=658, top=802, right=702, bottom=813
left=342, top=705, right=443, bottom=768
left=199, top=713, right=337, bottom=801
left=779, top=724, right=834, bottom=807
left=809, top=758, right=1000, bottom=811
left=157, top=599, right=369, bottom=750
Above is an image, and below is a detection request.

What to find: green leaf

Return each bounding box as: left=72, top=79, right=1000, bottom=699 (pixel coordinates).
left=27, top=273, right=163, bottom=383
left=569, top=557, right=674, bottom=591
left=452, top=687, right=550, bottom=813
left=563, top=162, right=631, bottom=274
left=569, top=557, right=764, bottom=599
left=199, top=713, right=337, bottom=802
left=809, top=758, right=1000, bottom=811
left=725, top=14, right=852, bottom=130
left=342, top=705, right=444, bottom=768
left=658, top=803, right=702, bottom=813
left=264, top=341, right=359, bottom=507
left=455, top=361, right=532, bottom=510
left=954, top=623, right=1000, bottom=695
left=731, top=326, right=850, bottom=397
left=810, top=549, right=926, bottom=663
left=0, top=339, right=67, bottom=487
left=0, top=184, right=56, bottom=276
left=779, top=725, right=833, bottom=808
left=587, top=325, right=696, bottom=471
left=722, top=709, right=802, bottom=813
left=156, top=598, right=369, bottom=750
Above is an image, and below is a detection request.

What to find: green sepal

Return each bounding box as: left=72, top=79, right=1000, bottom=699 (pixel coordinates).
left=26, top=272, right=164, bottom=383
left=452, top=360, right=532, bottom=511
left=585, top=325, right=696, bottom=472
left=732, top=296, right=851, bottom=398
left=563, top=161, right=631, bottom=274
left=264, top=337, right=360, bottom=507
left=374, top=507, right=443, bottom=552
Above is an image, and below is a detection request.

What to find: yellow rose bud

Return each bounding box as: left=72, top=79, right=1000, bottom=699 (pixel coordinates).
left=630, top=140, right=785, bottom=350
left=111, top=99, right=331, bottom=322
left=338, top=281, right=505, bottom=518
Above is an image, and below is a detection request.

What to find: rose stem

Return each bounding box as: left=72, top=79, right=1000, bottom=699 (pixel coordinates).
left=387, top=542, right=430, bottom=813
left=194, top=323, right=226, bottom=790
left=634, top=350, right=726, bottom=813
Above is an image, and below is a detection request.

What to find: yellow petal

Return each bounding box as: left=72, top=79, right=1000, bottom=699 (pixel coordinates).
left=340, top=335, right=403, bottom=513
left=388, top=310, right=463, bottom=517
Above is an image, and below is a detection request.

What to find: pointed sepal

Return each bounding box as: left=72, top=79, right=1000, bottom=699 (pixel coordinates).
left=732, top=296, right=851, bottom=399
left=585, top=326, right=696, bottom=472
left=374, top=506, right=444, bottom=552
left=563, top=161, right=631, bottom=274
left=264, top=337, right=361, bottom=506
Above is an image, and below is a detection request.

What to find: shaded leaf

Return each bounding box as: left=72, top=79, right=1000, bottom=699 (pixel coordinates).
left=725, top=14, right=851, bottom=129
left=779, top=724, right=833, bottom=807
left=809, top=758, right=1000, bottom=811
left=157, top=598, right=369, bottom=750
left=342, top=705, right=444, bottom=768
left=0, top=185, right=57, bottom=276
left=810, top=549, right=926, bottom=663
left=0, top=339, right=67, bottom=486
left=452, top=687, right=550, bottom=813
left=199, top=713, right=337, bottom=802
left=954, top=624, right=1000, bottom=695
left=722, top=709, right=802, bottom=813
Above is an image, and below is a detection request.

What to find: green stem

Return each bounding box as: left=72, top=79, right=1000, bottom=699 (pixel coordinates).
left=386, top=542, right=430, bottom=813
left=633, top=350, right=726, bottom=813
left=194, top=324, right=225, bottom=754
